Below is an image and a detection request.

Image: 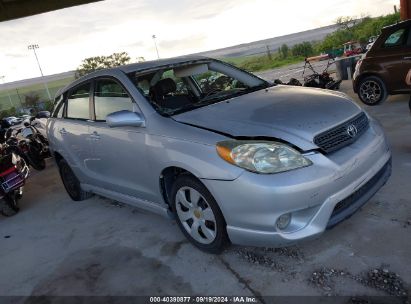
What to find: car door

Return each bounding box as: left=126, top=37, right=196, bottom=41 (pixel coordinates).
left=379, top=27, right=411, bottom=92
left=51, top=82, right=94, bottom=183
left=87, top=77, right=155, bottom=202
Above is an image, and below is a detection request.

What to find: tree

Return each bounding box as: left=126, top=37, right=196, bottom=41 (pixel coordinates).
left=291, top=42, right=314, bottom=57
left=0, top=107, right=17, bottom=119
left=24, top=91, right=40, bottom=108
left=335, top=16, right=358, bottom=30
left=75, top=52, right=131, bottom=78
left=280, top=44, right=289, bottom=58
left=318, top=12, right=400, bottom=53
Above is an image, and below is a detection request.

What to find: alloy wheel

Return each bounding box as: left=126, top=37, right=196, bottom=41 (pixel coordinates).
left=359, top=80, right=382, bottom=104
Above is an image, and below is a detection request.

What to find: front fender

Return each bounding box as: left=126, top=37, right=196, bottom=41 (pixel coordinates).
left=147, top=135, right=244, bottom=181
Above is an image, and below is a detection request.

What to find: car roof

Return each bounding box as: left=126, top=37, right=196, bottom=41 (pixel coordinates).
left=57, top=55, right=212, bottom=96
left=382, top=19, right=411, bottom=32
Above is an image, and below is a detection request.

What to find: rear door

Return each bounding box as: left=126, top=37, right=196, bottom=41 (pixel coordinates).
left=52, top=82, right=94, bottom=183
left=87, top=77, right=154, bottom=201
left=379, top=27, right=411, bottom=92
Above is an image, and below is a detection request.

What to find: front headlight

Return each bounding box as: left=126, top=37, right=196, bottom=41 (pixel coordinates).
left=216, top=140, right=312, bottom=174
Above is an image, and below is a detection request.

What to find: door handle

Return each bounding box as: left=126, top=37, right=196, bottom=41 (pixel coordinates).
left=90, top=131, right=100, bottom=140
left=59, top=128, right=67, bottom=135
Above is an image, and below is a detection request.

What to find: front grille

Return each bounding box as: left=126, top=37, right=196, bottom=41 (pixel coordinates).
left=328, top=159, right=391, bottom=225
left=314, top=112, right=369, bottom=153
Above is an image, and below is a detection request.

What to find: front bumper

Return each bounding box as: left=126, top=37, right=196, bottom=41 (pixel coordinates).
left=201, top=119, right=391, bottom=247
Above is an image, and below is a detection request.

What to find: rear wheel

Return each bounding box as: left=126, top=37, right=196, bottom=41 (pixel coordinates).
left=58, top=159, right=92, bottom=201
left=358, top=76, right=388, bottom=105
left=171, top=175, right=229, bottom=253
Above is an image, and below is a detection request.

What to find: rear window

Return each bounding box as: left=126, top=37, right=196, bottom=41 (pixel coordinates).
left=383, top=28, right=407, bottom=47
left=66, top=83, right=90, bottom=120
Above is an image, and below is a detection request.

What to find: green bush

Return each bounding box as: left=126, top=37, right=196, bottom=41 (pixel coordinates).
left=318, top=13, right=400, bottom=52
left=224, top=54, right=305, bottom=72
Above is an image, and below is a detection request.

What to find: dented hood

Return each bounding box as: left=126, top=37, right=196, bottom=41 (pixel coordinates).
left=173, top=85, right=362, bottom=151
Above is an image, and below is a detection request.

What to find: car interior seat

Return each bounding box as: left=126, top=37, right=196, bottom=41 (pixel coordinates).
left=149, top=78, right=192, bottom=110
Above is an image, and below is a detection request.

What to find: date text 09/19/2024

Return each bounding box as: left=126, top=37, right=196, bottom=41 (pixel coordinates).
left=149, top=296, right=258, bottom=303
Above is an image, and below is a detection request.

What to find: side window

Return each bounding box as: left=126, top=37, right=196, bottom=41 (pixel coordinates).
left=407, top=27, right=411, bottom=46
left=66, top=83, right=90, bottom=120
left=94, top=79, right=134, bottom=121
left=383, top=28, right=407, bottom=47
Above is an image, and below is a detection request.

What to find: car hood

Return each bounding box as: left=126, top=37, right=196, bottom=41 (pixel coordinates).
left=173, top=85, right=362, bottom=151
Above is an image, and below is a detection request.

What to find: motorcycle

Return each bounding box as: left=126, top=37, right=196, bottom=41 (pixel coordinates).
left=21, top=117, right=50, bottom=158
left=4, top=128, right=46, bottom=171
left=0, top=147, right=29, bottom=216
left=302, top=57, right=342, bottom=90
left=273, top=78, right=303, bottom=86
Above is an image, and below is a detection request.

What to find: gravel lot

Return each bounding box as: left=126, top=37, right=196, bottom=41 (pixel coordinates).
left=0, top=80, right=410, bottom=303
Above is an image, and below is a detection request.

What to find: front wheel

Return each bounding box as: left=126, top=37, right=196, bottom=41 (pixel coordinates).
left=0, top=195, right=19, bottom=217
left=171, top=175, right=229, bottom=254
left=25, top=143, right=46, bottom=170
left=358, top=76, right=388, bottom=105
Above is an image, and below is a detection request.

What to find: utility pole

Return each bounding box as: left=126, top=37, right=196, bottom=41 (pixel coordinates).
left=15, top=88, right=23, bottom=107
left=266, top=45, right=272, bottom=60
left=0, top=76, right=13, bottom=108
left=28, top=44, right=52, bottom=101
left=152, top=35, right=160, bottom=59
left=400, top=0, right=411, bottom=20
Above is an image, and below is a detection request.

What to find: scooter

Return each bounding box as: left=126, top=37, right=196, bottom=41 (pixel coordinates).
left=4, top=128, right=46, bottom=171
left=0, top=148, right=29, bottom=216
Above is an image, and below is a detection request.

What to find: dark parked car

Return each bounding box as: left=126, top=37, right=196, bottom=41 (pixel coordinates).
left=35, top=111, right=50, bottom=119
left=353, top=19, right=411, bottom=105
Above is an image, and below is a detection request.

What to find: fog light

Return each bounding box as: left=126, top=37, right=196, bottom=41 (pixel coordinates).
left=276, top=213, right=291, bottom=230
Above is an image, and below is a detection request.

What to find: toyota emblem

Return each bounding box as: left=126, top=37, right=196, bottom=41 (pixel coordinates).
left=346, top=124, right=358, bottom=138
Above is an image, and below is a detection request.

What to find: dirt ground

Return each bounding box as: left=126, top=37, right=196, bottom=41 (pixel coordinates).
left=0, top=80, right=410, bottom=303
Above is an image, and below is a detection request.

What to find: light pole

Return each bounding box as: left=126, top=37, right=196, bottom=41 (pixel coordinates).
left=28, top=44, right=52, bottom=101
left=0, top=75, right=13, bottom=108
left=152, top=35, right=160, bottom=59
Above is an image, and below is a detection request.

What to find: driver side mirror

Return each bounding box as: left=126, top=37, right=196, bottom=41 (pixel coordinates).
left=106, top=110, right=145, bottom=128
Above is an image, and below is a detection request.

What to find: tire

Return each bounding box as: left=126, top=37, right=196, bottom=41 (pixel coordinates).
left=171, top=175, right=229, bottom=254
left=58, top=159, right=92, bottom=201
left=27, top=153, right=46, bottom=170
left=0, top=196, right=19, bottom=217
left=26, top=143, right=46, bottom=170
left=358, top=76, right=388, bottom=106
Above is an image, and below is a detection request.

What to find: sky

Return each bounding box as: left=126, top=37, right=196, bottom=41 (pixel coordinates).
left=0, top=0, right=398, bottom=82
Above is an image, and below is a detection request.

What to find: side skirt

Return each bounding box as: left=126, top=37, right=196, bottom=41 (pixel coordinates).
left=81, top=183, right=173, bottom=218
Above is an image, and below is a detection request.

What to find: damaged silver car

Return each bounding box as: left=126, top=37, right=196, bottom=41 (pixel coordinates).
left=47, top=56, right=391, bottom=253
